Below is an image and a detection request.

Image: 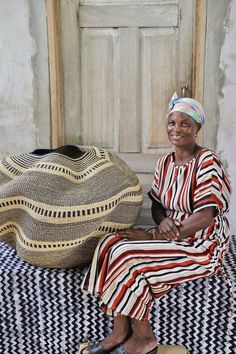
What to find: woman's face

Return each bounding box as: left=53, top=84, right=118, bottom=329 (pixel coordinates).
left=167, top=112, right=200, bottom=147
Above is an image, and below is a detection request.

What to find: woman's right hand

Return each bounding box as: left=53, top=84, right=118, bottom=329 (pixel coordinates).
left=158, top=218, right=181, bottom=241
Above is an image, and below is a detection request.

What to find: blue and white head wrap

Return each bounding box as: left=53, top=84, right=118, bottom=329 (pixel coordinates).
left=167, top=92, right=206, bottom=126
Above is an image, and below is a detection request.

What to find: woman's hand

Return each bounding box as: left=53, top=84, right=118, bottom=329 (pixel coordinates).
left=118, top=227, right=175, bottom=241
left=117, top=228, right=153, bottom=241
left=158, top=218, right=181, bottom=241
left=152, top=228, right=166, bottom=240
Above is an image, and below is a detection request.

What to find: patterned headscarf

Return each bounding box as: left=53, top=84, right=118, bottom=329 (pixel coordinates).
left=167, top=92, right=206, bottom=126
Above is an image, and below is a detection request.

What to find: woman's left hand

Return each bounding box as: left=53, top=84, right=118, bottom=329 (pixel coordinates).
left=117, top=228, right=152, bottom=241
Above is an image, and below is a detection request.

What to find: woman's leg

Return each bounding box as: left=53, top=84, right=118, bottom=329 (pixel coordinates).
left=101, top=315, right=132, bottom=349
left=98, top=238, right=216, bottom=320
left=82, top=315, right=132, bottom=354
left=111, top=319, right=158, bottom=354
left=83, top=234, right=215, bottom=353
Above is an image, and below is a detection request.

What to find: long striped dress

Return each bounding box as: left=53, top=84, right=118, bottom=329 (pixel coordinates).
left=83, top=148, right=231, bottom=321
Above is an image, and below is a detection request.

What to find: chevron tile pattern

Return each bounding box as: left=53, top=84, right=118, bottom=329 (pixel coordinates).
left=0, top=237, right=235, bottom=354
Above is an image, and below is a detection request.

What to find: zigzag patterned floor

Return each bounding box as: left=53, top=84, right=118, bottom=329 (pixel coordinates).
left=0, top=237, right=235, bottom=354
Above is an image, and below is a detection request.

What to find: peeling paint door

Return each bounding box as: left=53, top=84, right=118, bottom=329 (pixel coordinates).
left=67, top=0, right=196, bottom=224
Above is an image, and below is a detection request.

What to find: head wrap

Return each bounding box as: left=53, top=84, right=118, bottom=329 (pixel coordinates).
left=167, top=92, right=206, bottom=126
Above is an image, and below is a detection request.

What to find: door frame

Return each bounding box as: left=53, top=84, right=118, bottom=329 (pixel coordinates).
left=46, top=0, right=207, bottom=148
left=45, top=0, right=65, bottom=148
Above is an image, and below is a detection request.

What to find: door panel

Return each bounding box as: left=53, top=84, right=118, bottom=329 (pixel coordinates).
left=80, top=0, right=178, bottom=3
left=79, top=4, right=178, bottom=27
left=141, top=28, right=177, bottom=153
left=81, top=29, right=118, bottom=148
left=65, top=0, right=196, bottom=225
left=119, top=28, right=140, bottom=152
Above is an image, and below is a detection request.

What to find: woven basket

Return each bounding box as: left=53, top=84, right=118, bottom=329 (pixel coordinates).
left=0, top=145, right=143, bottom=268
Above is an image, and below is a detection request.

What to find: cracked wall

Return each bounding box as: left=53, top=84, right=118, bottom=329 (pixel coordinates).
left=0, top=0, right=50, bottom=158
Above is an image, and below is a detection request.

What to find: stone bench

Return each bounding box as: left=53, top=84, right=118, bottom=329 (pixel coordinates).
left=0, top=237, right=235, bottom=354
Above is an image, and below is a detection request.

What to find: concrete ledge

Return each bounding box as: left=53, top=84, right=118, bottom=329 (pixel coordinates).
left=159, top=345, right=188, bottom=353
left=78, top=344, right=188, bottom=354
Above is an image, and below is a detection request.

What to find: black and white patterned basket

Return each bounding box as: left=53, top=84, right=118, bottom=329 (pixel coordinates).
left=0, top=237, right=235, bottom=354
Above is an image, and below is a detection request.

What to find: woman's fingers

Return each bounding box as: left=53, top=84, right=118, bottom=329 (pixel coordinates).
left=118, top=229, right=134, bottom=237
left=117, top=228, right=150, bottom=240
left=158, top=218, right=180, bottom=240
left=118, top=233, right=133, bottom=239
left=173, top=219, right=181, bottom=227
left=163, top=227, right=178, bottom=241
left=118, top=228, right=132, bottom=233
left=117, top=222, right=181, bottom=241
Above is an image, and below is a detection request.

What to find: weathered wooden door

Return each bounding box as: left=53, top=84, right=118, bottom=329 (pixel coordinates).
left=63, top=0, right=196, bottom=225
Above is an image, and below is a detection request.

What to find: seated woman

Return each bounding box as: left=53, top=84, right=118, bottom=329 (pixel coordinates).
left=81, top=93, right=231, bottom=354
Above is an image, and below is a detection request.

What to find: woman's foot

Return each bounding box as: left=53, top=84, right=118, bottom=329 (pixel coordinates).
left=100, top=328, right=130, bottom=350
left=110, top=318, right=158, bottom=354
left=118, top=334, right=158, bottom=354
left=81, top=316, right=132, bottom=354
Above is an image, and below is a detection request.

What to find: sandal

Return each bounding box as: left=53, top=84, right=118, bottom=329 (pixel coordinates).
left=78, top=322, right=133, bottom=354
left=78, top=342, right=109, bottom=354
left=110, top=344, right=158, bottom=354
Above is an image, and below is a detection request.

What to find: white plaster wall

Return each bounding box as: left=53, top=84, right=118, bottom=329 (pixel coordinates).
left=218, top=0, right=236, bottom=234
left=0, top=0, right=235, bottom=234
left=0, top=0, right=50, bottom=158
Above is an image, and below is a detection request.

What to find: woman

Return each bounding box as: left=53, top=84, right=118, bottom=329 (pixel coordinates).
left=80, top=93, right=231, bottom=354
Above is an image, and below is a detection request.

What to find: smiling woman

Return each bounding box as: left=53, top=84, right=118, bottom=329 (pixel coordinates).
left=167, top=113, right=200, bottom=149
left=80, top=93, right=231, bottom=354
left=166, top=93, right=204, bottom=161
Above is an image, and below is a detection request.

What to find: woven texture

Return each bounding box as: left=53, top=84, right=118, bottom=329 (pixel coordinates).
left=0, top=236, right=235, bottom=354
left=0, top=145, right=143, bottom=268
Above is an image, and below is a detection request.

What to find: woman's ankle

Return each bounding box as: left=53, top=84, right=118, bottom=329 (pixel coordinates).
left=101, top=316, right=132, bottom=350
left=133, top=319, right=154, bottom=334
left=122, top=334, right=158, bottom=354
left=101, top=331, right=129, bottom=350
left=112, top=316, right=132, bottom=341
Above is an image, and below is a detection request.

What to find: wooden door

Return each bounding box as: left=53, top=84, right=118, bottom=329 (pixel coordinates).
left=62, top=0, right=196, bottom=225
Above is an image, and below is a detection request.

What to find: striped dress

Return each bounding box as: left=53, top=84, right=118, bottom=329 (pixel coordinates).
left=83, top=148, right=231, bottom=321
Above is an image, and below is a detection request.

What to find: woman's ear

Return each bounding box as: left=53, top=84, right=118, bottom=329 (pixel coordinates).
left=197, top=123, right=202, bottom=132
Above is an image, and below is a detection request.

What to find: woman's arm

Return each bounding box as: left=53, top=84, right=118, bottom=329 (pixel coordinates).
left=151, top=199, right=167, bottom=225
left=151, top=200, right=181, bottom=239
left=154, top=206, right=215, bottom=241
left=117, top=206, right=215, bottom=242
left=177, top=206, right=215, bottom=240
left=151, top=199, right=215, bottom=241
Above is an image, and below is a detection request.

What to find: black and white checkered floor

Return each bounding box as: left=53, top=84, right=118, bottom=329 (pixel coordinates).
left=0, top=237, right=235, bottom=354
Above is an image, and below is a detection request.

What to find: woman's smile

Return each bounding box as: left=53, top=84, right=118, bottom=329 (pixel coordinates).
left=171, top=134, right=183, bottom=139
left=167, top=112, right=200, bottom=146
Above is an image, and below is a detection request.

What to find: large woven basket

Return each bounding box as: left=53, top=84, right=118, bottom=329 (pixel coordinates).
left=0, top=145, right=143, bottom=268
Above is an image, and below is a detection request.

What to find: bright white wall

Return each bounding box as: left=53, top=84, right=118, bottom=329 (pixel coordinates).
left=218, top=0, right=236, bottom=234
left=0, top=0, right=50, bottom=158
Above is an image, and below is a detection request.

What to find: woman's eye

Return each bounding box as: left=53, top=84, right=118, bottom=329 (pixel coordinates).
left=168, top=121, right=174, bottom=126
left=182, top=122, right=190, bottom=127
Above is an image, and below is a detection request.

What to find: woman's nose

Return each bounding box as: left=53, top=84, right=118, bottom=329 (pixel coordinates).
left=173, top=124, right=181, bottom=132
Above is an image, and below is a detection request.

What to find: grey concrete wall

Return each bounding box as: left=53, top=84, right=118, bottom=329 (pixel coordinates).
left=203, top=0, right=231, bottom=150
left=0, top=0, right=50, bottom=158
left=217, top=0, right=236, bottom=233
left=200, top=0, right=235, bottom=233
